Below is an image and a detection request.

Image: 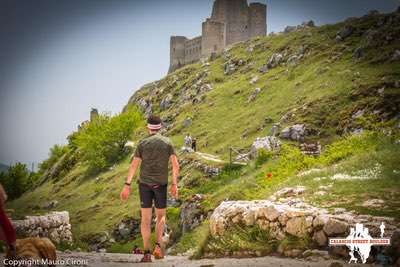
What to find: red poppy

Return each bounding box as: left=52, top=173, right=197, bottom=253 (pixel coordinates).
left=266, top=172, right=273, bottom=178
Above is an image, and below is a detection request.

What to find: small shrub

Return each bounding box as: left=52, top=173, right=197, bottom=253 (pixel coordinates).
left=255, top=149, right=273, bottom=167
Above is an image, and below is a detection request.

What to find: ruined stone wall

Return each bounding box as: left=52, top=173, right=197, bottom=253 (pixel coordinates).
left=12, top=211, right=73, bottom=244
left=169, top=36, right=187, bottom=73
left=201, top=19, right=226, bottom=58
left=184, top=36, right=202, bottom=64
left=249, top=3, right=267, bottom=38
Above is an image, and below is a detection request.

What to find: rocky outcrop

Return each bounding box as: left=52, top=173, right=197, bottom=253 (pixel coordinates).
left=280, top=124, right=307, bottom=142
left=13, top=211, right=73, bottom=244
left=112, top=217, right=140, bottom=242
left=336, top=26, right=353, bottom=41
left=249, top=136, right=281, bottom=159
left=180, top=194, right=208, bottom=233
left=284, top=20, right=315, bottom=33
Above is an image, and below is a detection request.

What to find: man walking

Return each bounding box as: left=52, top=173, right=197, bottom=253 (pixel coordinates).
left=120, top=115, right=179, bottom=263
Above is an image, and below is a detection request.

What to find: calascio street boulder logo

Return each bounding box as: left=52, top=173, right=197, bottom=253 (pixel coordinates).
left=329, top=223, right=391, bottom=264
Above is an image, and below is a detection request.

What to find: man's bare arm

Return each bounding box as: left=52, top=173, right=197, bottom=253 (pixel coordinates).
left=170, top=154, right=180, bottom=185
left=126, top=157, right=142, bottom=185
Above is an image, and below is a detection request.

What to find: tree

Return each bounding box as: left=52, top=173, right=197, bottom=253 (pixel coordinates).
left=0, top=163, right=31, bottom=200
left=73, top=106, right=143, bottom=172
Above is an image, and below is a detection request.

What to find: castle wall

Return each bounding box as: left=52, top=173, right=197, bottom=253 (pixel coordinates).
left=169, top=36, right=187, bottom=73
left=249, top=3, right=267, bottom=38
left=184, top=36, right=202, bottom=64
left=201, top=19, right=226, bottom=58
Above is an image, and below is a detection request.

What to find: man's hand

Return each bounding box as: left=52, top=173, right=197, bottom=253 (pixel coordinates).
left=170, top=184, right=178, bottom=199
left=120, top=185, right=131, bottom=201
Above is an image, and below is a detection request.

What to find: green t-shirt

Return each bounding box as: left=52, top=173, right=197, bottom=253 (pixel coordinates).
left=134, top=133, right=175, bottom=185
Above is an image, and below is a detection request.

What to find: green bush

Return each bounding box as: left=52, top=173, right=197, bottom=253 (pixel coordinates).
left=71, top=106, right=143, bottom=172
left=255, top=148, right=273, bottom=167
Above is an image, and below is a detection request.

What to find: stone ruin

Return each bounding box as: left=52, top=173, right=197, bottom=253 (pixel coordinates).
left=209, top=187, right=399, bottom=262
left=12, top=211, right=73, bottom=244
left=169, top=0, right=266, bottom=73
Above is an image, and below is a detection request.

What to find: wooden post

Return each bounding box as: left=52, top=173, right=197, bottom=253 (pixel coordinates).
left=229, top=146, right=232, bottom=169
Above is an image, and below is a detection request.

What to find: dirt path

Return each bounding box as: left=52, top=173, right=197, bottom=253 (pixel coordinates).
left=195, top=151, right=247, bottom=166
left=4, top=252, right=372, bottom=267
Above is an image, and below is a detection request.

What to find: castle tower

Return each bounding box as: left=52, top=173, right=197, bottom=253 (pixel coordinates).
left=169, top=36, right=187, bottom=73
left=249, top=3, right=267, bottom=38
left=211, top=0, right=250, bottom=46
left=90, top=108, right=99, bottom=121
left=201, top=19, right=226, bottom=57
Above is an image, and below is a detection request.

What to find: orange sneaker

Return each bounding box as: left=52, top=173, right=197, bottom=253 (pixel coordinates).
left=152, top=243, right=164, bottom=259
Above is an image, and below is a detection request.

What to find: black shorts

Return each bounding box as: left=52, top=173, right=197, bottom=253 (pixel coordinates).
left=138, top=183, right=167, bottom=209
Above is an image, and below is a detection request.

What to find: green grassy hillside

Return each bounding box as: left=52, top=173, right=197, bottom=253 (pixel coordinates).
left=7, top=10, right=400, bottom=255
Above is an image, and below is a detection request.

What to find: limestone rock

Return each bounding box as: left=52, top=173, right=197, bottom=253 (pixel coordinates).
left=280, top=124, right=306, bottom=142
left=323, top=218, right=348, bottom=236
left=353, top=47, right=364, bottom=59
left=391, top=49, right=400, bottom=61
left=286, top=216, right=309, bottom=238
left=267, top=53, right=283, bottom=68
left=247, top=87, right=261, bottom=102
left=249, top=136, right=281, bottom=159
left=313, top=230, right=328, bottom=246
left=336, top=26, right=353, bottom=41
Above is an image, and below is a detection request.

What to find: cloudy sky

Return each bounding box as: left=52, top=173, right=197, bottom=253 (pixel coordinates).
left=0, top=0, right=398, bottom=167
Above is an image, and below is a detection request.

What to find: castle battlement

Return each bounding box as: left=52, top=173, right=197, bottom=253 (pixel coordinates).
left=168, top=0, right=266, bottom=73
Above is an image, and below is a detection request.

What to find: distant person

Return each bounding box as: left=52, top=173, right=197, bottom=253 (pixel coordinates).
left=120, top=115, right=179, bottom=263
left=0, top=183, right=16, bottom=259
left=191, top=137, right=197, bottom=152
left=184, top=134, right=192, bottom=147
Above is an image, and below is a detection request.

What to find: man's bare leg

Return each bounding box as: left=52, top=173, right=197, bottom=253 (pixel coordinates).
left=140, top=208, right=152, bottom=251
left=155, top=208, right=166, bottom=245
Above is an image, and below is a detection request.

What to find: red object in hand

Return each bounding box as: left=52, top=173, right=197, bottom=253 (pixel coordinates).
left=120, top=185, right=130, bottom=201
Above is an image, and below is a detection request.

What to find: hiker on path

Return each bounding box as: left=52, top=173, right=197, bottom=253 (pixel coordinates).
left=191, top=137, right=197, bottom=152
left=0, top=183, right=17, bottom=259
left=120, top=115, right=179, bottom=263
left=184, top=134, right=192, bottom=147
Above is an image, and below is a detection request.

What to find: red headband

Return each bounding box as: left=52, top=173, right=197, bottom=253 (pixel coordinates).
left=147, top=123, right=162, bottom=130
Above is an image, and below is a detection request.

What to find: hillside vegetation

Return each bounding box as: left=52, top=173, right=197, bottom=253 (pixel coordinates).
left=7, top=10, right=400, bottom=256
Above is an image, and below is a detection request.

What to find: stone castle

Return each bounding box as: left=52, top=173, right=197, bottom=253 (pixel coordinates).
left=168, top=0, right=267, bottom=73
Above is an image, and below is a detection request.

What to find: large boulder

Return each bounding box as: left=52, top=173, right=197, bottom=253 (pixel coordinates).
left=267, top=53, right=284, bottom=68
left=280, top=124, right=306, bottom=141
left=249, top=136, right=281, bottom=159
left=336, top=26, right=353, bottom=41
